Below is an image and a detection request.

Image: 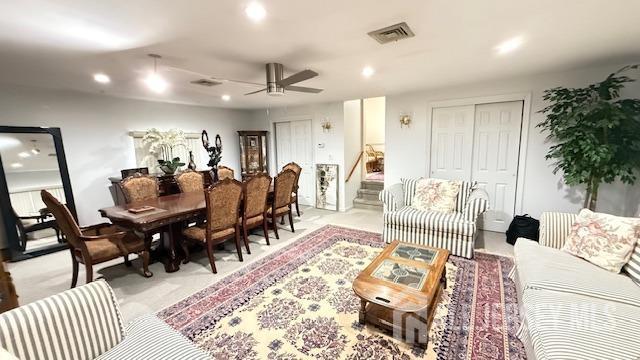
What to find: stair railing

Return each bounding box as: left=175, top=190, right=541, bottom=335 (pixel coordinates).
left=346, top=151, right=364, bottom=183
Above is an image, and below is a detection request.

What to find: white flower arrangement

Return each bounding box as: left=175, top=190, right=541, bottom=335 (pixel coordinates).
left=141, top=128, right=187, bottom=174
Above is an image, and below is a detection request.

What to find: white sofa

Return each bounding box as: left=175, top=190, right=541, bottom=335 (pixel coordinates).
left=379, top=178, right=489, bottom=258
left=0, top=280, right=209, bottom=360
left=512, top=212, right=640, bottom=360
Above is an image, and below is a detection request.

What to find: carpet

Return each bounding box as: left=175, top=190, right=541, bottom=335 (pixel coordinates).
left=157, top=225, right=526, bottom=359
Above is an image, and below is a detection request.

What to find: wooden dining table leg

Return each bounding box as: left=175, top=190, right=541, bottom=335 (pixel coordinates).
left=164, top=223, right=180, bottom=273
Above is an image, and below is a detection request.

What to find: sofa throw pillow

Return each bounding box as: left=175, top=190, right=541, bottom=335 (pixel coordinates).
left=411, top=178, right=461, bottom=213
left=562, top=209, right=640, bottom=273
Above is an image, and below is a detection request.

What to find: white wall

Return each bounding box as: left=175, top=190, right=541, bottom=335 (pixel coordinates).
left=343, top=100, right=362, bottom=210
left=385, top=63, right=640, bottom=218
left=250, top=101, right=349, bottom=210
left=363, top=96, right=385, bottom=150
left=0, top=84, right=253, bottom=232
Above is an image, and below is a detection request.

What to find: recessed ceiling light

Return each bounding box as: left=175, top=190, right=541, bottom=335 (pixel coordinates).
left=93, top=73, right=110, bottom=84
left=10, top=162, right=23, bottom=169
left=495, top=36, right=523, bottom=55
left=245, top=2, right=266, bottom=22
left=18, top=152, right=31, bottom=158
left=362, top=66, right=375, bottom=78
left=221, top=94, right=231, bottom=101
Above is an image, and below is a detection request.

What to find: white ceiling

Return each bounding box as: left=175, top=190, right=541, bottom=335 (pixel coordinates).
left=0, top=0, right=639, bottom=109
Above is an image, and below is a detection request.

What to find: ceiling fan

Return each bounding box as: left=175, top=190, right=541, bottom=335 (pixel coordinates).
left=244, top=63, right=323, bottom=96
left=169, top=62, right=323, bottom=96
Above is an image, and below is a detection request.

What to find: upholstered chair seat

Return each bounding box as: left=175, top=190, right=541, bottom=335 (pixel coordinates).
left=41, top=190, right=151, bottom=288
left=268, top=206, right=290, bottom=216
left=240, top=214, right=264, bottom=226
left=180, top=178, right=243, bottom=273
left=176, top=170, right=204, bottom=193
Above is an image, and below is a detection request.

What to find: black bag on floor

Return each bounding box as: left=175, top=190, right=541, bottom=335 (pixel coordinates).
left=506, top=214, right=539, bottom=245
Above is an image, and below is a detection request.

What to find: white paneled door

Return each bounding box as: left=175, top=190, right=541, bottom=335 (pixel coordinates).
left=430, top=101, right=523, bottom=232
left=472, top=101, right=523, bottom=232
left=275, top=119, right=313, bottom=205
left=430, top=105, right=475, bottom=181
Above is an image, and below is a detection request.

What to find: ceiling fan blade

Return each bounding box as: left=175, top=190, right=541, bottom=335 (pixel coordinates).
left=277, top=69, right=318, bottom=87
left=167, top=66, right=264, bottom=87
left=285, top=85, right=323, bottom=94
left=244, top=88, right=267, bottom=95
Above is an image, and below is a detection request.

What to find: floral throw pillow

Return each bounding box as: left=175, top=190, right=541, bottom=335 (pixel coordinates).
left=562, top=209, right=640, bottom=273
left=411, top=178, right=461, bottom=213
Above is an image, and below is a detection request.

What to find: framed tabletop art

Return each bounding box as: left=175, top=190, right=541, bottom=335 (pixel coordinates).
left=315, top=163, right=338, bottom=211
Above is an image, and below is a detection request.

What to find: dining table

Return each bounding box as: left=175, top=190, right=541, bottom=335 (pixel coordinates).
left=98, top=186, right=274, bottom=273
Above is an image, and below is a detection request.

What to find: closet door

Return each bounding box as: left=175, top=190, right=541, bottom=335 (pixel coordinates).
left=430, top=105, right=475, bottom=181
left=275, top=120, right=313, bottom=205
left=472, top=101, right=523, bottom=232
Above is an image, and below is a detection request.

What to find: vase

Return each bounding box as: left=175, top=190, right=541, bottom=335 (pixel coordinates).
left=187, top=151, right=197, bottom=170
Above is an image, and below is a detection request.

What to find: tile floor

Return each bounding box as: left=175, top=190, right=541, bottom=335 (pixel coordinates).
left=7, top=206, right=512, bottom=321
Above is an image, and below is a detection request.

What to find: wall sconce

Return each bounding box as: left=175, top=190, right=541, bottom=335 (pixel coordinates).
left=321, top=120, right=333, bottom=132
left=399, top=114, right=411, bottom=128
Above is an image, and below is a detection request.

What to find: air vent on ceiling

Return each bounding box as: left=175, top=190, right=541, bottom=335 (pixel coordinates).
left=190, top=79, right=223, bottom=87
left=368, top=22, right=415, bottom=44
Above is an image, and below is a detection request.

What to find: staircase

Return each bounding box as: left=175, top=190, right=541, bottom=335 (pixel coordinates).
left=353, top=180, right=384, bottom=210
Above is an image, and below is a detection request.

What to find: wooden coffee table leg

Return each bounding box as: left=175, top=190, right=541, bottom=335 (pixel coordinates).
left=359, top=299, right=367, bottom=324
left=441, top=266, right=447, bottom=289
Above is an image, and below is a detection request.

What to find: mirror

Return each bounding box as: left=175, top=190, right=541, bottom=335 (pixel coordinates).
left=0, top=127, right=76, bottom=260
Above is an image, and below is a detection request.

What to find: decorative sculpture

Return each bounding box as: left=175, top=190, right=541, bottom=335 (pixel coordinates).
left=202, top=130, right=223, bottom=181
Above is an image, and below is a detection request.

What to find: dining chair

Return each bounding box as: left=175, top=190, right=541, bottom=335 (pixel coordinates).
left=175, top=169, right=204, bottom=193
left=181, top=178, right=243, bottom=273
left=120, top=167, right=149, bottom=179
left=282, top=162, right=302, bottom=217
left=217, top=165, right=235, bottom=181
left=41, top=190, right=151, bottom=288
left=120, top=173, right=160, bottom=203
left=240, top=173, right=272, bottom=251
left=269, top=169, right=296, bottom=239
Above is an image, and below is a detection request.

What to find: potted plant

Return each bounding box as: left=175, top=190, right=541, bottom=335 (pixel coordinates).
left=538, top=65, right=640, bottom=210
left=142, top=128, right=187, bottom=175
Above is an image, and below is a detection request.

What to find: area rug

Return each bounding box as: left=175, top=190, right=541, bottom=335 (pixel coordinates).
left=157, top=225, right=526, bottom=359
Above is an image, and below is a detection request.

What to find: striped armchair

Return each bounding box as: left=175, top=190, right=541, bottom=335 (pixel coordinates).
left=379, top=178, right=489, bottom=258
left=0, top=280, right=208, bottom=360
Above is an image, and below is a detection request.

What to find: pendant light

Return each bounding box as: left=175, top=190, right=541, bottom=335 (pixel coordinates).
left=144, top=54, right=169, bottom=93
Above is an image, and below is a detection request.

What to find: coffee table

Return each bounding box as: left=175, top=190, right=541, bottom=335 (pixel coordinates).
left=352, top=240, right=449, bottom=348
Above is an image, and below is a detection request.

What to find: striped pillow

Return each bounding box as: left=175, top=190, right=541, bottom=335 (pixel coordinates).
left=624, top=242, right=640, bottom=285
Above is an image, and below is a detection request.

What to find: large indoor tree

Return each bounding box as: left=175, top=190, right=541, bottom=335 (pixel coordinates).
left=538, top=65, right=640, bottom=210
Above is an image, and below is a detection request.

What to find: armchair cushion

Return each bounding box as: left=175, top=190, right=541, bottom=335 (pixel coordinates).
left=0, top=280, right=124, bottom=360
left=383, top=206, right=475, bottom=237
left=379, top=183, right=404, bottom=212
left=463, top=188, right=489, bottom=221
left=84, top=234, right=145, bottom=263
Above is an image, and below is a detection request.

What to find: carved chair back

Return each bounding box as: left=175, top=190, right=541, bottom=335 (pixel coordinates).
left=120, top=167, right=149, bottom=179
left=243, top=173, right=271, bottom=219
left=40, top=190, right=85, bottom=252
left=282, top=162, right=302, bottom=193
left=120, top=173, right=160, bottom=203
left=205, top=178, right=242, bottom=234
left=273, top=169, right=296, bottom=210
left=217, top=165, right=235, bottom=181
left=175, top=169, right=204, bottom=193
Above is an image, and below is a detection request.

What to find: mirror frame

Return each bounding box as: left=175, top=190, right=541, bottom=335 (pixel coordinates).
left=0, top=126, right=77, bottom=261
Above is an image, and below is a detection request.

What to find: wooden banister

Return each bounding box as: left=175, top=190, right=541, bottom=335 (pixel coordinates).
left=346, top=151, right=364, bottom=183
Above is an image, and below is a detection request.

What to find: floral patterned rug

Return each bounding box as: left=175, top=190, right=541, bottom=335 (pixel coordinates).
left=157, top=225, right=526, bottom=359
